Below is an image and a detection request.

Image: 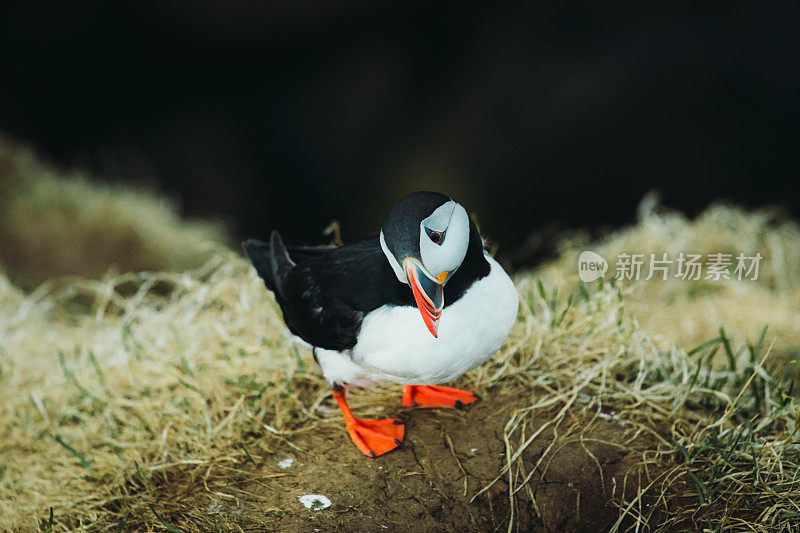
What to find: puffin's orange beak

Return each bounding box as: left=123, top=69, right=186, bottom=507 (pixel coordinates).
left=404, top=259, right=445, bottom=338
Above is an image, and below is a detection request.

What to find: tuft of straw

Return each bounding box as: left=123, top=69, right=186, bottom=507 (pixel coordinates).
left=535, top=197, right=800, bottom=354
left=0, top=137, right=229, bottom=289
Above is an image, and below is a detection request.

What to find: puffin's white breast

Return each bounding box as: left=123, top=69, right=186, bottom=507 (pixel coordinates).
left=316, top=253, right=518, bottom=386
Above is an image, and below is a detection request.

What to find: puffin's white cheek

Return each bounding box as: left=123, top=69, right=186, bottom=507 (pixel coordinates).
left=420, top=240, right=458, bottom=275
left=419, top=206, right=470, bottom=275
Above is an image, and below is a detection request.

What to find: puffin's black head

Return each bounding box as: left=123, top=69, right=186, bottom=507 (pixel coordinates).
left=380, top=191, right=472, bottom=338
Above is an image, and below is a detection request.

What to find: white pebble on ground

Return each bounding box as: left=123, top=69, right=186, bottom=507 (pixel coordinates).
left=299, top=494, right=331, bottom=511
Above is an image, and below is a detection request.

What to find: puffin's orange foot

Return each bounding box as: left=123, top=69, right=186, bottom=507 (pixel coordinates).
left=346, top=418, right=405, bottom=457
left=402, top=385, right=480, bottom=409
left=333, top=385, right=404, bottom=457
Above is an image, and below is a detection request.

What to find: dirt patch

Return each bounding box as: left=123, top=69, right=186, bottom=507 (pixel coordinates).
left=127, top=387, right=661, bottom=532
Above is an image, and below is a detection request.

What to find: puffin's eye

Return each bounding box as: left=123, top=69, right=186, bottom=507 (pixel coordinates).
left=425, top=227, right=445, bottom=245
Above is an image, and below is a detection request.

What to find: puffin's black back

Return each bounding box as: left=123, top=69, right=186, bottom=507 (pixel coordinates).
left=244, top=213, right=490, bottom=351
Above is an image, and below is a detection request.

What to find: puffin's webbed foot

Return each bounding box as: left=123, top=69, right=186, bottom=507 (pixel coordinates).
left=402, top=385, right=480, bottom=409
left=333, top=386, right=404, bottom=457
left=345, top=418, right=404, bottom=458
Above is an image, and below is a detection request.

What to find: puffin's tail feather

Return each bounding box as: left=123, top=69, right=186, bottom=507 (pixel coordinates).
left=268, top=230, right=295, bottom=297
left=243, top=231, right=295, bottom=298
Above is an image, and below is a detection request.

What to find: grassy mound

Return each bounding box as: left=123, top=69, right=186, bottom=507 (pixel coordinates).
left=0, top=137, right=228, bottom=289
left=1, top=159, right=799, bottom=530
left=537, top=193, right=800, bottom=354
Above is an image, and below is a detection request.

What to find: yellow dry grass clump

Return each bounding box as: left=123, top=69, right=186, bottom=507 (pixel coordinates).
left=0, top=252, right=301, bottom=529
left=1, top=163, right=799, bottom=530
left=0, top=137, right=228, bottom=289
left=538, top=193, right=800, bottom=353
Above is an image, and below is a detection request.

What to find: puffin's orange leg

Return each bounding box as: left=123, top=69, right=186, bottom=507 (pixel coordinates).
left=333, top=387, right=404, bottom=458
left=402, top=385, right=480, bottom=409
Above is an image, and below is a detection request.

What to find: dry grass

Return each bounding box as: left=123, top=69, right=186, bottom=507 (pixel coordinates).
left=0, top=251, right=314, bottom=530
left=487, top=196, right=800, bottom=531
left=0, top=137, right=229, bottom=289
left=483, top=277, right=800, bottom=531
left=535, top=192, right=800, bottom=353
left=1, top=166, right=799, bottom=531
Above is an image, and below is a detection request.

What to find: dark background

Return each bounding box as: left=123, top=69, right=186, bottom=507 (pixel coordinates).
left=1, top=1, right=798, bottom=263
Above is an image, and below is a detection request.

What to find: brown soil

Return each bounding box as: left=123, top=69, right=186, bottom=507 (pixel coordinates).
left=125, top=386, right=662, bottom=533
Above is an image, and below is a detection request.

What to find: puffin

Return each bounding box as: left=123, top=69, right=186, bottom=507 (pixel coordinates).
left=244, top=191, right=518, bottom=457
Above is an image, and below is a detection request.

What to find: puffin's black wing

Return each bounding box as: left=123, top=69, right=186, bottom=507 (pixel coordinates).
left=245, top=232, right=411, bottom=351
